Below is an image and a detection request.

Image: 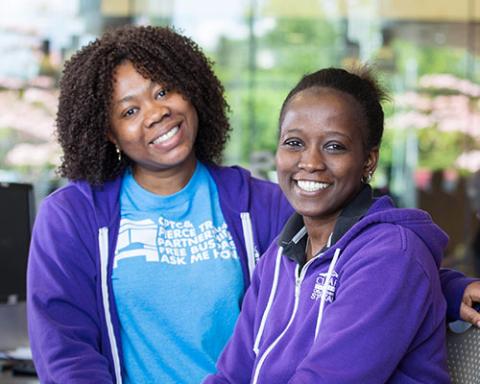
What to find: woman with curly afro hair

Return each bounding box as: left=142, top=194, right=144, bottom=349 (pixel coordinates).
left=27, top=25, right=293, bottom=383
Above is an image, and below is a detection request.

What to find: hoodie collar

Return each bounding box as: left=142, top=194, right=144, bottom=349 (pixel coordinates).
left=205, top=163, right=252, bottom=214
left=278, top=185, right=374, bottom=265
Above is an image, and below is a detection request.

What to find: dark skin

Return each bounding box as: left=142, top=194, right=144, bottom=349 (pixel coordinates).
left=462, top=282, right=480, bottom=327
left=276, top=87, right=378, bottom=261
left=108, top=61, right=199, bottom=195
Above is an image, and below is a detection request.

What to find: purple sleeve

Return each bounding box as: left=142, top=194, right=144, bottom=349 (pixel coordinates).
left=289, top=228, right=447, bottom=383
left=27, top=196, right=114, bottom=383
left=440, top=268, right=478, bottom=321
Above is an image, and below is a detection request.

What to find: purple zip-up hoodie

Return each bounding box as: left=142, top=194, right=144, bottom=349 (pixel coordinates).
left=205, top=195, right=453, bottom=384
left=27, top=164, right=293, bottom=384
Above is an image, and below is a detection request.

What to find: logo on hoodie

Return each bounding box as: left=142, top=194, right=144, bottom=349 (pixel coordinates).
left=311, top=271, right=338, bottom=302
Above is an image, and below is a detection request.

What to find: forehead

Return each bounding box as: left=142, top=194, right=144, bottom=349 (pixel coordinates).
left=111, top=61, right=157, bottom=100
left=281, top=87, right=366, bottom=132
left=112, top=61, right=148, bottom=83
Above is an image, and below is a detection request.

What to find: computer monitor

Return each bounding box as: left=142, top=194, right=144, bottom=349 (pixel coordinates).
left=0, top=182, right=34, bottom=303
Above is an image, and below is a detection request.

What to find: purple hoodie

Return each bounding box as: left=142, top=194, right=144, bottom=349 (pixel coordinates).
left=27, top=164, right=293, bottom=384
left=205, top=195, right=452, bottom=383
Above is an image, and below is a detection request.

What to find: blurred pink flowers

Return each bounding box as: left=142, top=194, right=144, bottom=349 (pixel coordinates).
left=388, top=74, right=480, bottom=172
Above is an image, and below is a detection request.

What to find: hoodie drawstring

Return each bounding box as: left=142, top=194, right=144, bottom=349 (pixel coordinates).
left=241, top=212, right=257, bottom=280
left=98, top=227, right=123, bottom=383
left=253, top=246, right=283, bottom=355
left=314, top=247, right=341, bottom=341
left=251, top=245, right=341, bottom=383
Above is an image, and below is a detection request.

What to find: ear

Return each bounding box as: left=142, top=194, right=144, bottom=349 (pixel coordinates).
left=363, top=147, right=379, bottom=178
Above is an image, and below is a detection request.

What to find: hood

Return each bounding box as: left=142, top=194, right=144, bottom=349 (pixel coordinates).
left=337, top=195, right=448, bottom=268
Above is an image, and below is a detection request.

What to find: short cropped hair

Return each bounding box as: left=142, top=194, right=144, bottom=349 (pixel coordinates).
left=56, top=25, right=230, bottom=185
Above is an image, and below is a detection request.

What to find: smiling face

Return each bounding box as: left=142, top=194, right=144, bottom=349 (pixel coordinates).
left=276, top=87, right=378, bottom=224
left=108, top=61, right=199, bottom=186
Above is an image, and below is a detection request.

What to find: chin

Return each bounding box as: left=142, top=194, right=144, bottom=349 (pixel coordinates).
left=291, top=203, right=324, bottom=218
left=163, top=147, right=195, bottom=165
left=298, top=211, right=324, bottom=219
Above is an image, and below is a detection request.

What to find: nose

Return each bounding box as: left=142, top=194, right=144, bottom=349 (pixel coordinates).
left=298, top=147, right=324, bottom=172
left=143, top=101, right=170, bottom=128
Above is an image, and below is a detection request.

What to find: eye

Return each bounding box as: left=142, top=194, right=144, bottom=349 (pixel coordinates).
left=155, top=88, right=168, bottom=99
left=282, top=138, right=304, bottom=149
left=324, top=142, right=346, bottom=152
left=122, top=107, right=138, bottom=118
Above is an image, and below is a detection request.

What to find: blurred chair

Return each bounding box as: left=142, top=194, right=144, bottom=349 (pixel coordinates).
left=447, top=322, right=480, bottom=384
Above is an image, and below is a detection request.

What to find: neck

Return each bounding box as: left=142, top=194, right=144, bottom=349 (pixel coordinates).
left=304, top=216, right=337, bottom=261
left=132, top=156, right=197, bottom=195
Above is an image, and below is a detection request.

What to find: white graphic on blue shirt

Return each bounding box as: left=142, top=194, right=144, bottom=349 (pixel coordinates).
left=111, top=163, right=243, bottom=384
left=311, top=271, right=338, bottom=302
left=114, top=218, right=236, bottom=268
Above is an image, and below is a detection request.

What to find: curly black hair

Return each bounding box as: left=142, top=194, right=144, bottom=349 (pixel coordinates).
left=279, top=65, right=388, bottom=152
left=56, top=25, right=230, bottom=184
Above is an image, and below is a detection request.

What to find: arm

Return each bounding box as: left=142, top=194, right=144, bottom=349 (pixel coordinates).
left=27, top=194, right=114, bottom=383
left=439, top=268, right=479, bottom=322
left=289, top=228, right=446, bottom=383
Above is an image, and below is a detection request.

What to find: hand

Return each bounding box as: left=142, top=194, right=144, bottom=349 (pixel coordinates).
left=460, top=281, right=480, bottom=327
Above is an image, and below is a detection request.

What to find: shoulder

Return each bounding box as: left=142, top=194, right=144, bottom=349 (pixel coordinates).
left=343, top=222, right=440, bottom=280
left=36, top=175, right=121, bottom=230
left=207, top=163, right=279, bottom=189
left=29, top=183, right=99, bottom=267
left=207, top=162, right=290, bottom=208
left=250, top=177, right=287, bottom=202
left=349, top=222, right=426, bottom=256
left=39, top=181, right=91, bottom=217
left=32, top=186, right=89, bottom=243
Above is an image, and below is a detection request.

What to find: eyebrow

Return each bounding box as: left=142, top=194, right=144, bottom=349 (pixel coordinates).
left=282, top=127, right=351, bottom=138
left=323, top=130, right=352, bottom=140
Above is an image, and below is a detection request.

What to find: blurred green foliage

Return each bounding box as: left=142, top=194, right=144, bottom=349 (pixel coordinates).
left=210, top=20, right=478, bottom=179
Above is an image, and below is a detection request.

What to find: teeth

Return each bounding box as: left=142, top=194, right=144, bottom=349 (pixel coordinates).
left=153, top=126, right=179, bottom=144
left=297, top=180, right=329, bottom=192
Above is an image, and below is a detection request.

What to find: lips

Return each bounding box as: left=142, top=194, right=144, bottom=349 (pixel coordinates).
left=296, top=180, right=330, bottom=192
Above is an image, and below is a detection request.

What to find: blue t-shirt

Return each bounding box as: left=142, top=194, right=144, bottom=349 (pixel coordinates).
left=112, top=163, right=244, bottom=384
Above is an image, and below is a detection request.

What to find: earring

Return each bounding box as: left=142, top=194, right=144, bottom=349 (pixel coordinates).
left=115, top=146, right=122, bottom=162
left=362, top=171, right=373, bottom=184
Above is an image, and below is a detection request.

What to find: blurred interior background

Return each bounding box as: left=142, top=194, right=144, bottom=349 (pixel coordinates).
left=1, top=0, right=479, bottom=276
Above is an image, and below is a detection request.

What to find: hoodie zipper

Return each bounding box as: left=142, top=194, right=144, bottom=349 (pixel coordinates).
left=252, top=257, right=317, bottom=384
